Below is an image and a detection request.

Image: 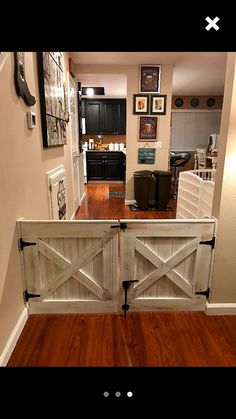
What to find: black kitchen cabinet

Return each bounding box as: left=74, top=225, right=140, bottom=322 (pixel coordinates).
left=83, top=99, right=126, bottom=135
left=86, top=151, right=125, bottom=181
left=85, top=100, right=103, bottom=134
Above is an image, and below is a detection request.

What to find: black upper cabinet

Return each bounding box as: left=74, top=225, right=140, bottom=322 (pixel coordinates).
left=85, top=100, right=103, bottom=134
left=84, top=99, right=126, bottom=135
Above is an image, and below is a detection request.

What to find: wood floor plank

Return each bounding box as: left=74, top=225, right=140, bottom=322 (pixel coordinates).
left=7, top=314, right=128, bottom=366
left=7, top=312, right=236, bottom=366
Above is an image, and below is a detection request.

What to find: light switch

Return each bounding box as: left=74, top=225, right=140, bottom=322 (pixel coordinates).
left=155, top=141, right=162, bottom=148
left=27, top=111, right=36, bottom=129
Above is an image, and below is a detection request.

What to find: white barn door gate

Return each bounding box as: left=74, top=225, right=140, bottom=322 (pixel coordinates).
left=17, top=219, right=215, bottom=314
left=120, top=219, right=215, bottom=312
left=18, top=220, right=118, bottom=314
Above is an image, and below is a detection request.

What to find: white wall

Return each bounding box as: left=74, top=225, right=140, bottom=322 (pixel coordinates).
left=210, top=53, right=236, bottom=303
left=171, top=111, right=222, bottom=151
left=0, top=52, right=74, bottom=357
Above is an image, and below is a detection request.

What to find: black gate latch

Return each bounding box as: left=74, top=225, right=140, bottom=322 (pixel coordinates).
left=122, top=280, right=139, bottom=317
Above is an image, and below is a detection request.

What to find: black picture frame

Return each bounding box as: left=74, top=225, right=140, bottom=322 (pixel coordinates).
left=139, top=116, right=157, bottom=140
left=37, top=52, right=68, bottom=147
left=140, top=65, right=161, bottom=93
left=133, top=94, right=150, bottom=114
left=150, top=94, right=167, bottom=115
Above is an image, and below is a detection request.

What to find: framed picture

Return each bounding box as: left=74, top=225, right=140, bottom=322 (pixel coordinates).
left=138, top=147, right=156, bottom=164
left=150, top=94, right=167, bottom=115
left=139, top=116, right=157, bottom=140
left=140, top=65, right=161, bottom=93
left=37, top=52, right=68, bottom=147
left=133, top=94, right=149, bottom=114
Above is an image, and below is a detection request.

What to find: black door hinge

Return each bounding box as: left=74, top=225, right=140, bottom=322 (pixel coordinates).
left=122, top=280, right=139, bottom=316
left=19, top=238, right=36, bottom=251
left=195, top=288, right=210, bottom=299
left=110, top=222, right=127, bottom=231
left=200, top=237, right=215, bottom=249
left=24, top=290, right=40, bottom=302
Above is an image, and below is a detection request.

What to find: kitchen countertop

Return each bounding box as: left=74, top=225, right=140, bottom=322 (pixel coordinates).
left=86, top=149, right=126, bottom=155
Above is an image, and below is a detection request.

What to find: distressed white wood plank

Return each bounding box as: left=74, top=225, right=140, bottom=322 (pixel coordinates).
left=73, top=270, right=106, bottom=300
left=29, top=301, right=117, bottom=314
left=128, top=297, right=206, bottom=312
left=23, top=243, right=40, bottom=294
left=38, top=238, right=106, bottom=300
left=120, top=220, right=215, bottom=238
left=102, top=237, right=113, bottom=300
left=20, top=220, right=118, bottom=238
left=39, top=239, right=51, bottom=294
left=111, top=235, right=118, bottom=301
left=166, top=270, right=193, bottom=297
left=50, top=239, right=65, bottom=300
left=64, top=238, right=79, bottom=300
left=194, top=242, right=212, bottom=292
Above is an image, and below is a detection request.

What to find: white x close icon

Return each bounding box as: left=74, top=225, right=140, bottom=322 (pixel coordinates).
left=205, top=16, right=220, bottom=31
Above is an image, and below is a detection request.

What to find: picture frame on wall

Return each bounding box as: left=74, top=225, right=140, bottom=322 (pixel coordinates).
left=37, top=52, right=68, bottom=147
left=138, top=147, right=156, bottom=164
left=140, top=65, right=161, bottom=93
left=150, top=94, right=167, bottom=115
left=133, top=94, right=150, bottom=114
left=139, top=116, right=157, bottom=140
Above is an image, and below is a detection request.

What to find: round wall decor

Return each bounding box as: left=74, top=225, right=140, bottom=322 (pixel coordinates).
left=175, top=98, right=184, bottom=107
left=190, top=97, right=199, bottom=107
left=207, top=97, right=216, bottom=107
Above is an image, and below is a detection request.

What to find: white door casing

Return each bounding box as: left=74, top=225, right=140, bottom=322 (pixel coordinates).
left=68, top=75, right=81, bottom=214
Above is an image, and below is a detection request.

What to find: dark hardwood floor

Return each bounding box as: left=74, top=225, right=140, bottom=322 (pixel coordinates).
left=76, top=183, right=176, bottom=220
left=7, top=312, right=236, bottom=366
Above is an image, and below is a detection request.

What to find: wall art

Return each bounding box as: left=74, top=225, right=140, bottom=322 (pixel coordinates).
left=37, top=52, right=68, bottom=147
left=139, top=116, right=157, bottom=140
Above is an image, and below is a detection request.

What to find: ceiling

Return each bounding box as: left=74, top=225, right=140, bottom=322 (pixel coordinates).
left=70, top=52, right=227, bottom=96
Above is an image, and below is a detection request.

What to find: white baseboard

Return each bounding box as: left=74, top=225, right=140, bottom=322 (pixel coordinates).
left=206, top=303, right=236, bottom=315
left=125, top=199, right=136, bottom=205
left=0, top=307, right=28, bottom=366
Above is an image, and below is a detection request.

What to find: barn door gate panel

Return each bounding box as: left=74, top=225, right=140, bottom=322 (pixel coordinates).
left=18, top=220, right=118, bottom=314
left=119, top=219, right=215, bottom=313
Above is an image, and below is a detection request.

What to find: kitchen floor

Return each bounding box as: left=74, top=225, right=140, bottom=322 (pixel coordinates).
left=7, top=312, right=236, bottom=366
left=76, top=183, right=176, bottom=220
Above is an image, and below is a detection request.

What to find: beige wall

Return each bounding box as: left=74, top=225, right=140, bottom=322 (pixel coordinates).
left=76, top=64, right=173, bottom=200
left=0, top=52, right=74, bottom=357
left=210, top=53, right=236, bottom=303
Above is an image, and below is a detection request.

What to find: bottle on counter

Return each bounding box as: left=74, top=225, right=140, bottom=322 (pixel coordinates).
left=114, top=142, right=119, bottom=151
left=119, top=143, right=124, bottom=151
left=89, top=139, right=94, bottom=149
left=109, top=142, right=114, bottom=151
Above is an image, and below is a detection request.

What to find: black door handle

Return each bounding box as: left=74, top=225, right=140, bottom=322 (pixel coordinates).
left=122, top=280, right=139, bottom=317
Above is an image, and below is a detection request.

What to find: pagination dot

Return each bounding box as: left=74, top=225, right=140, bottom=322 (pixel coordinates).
left=127, top=391, right=133, bottom=397
left=103, top=391, right=109, bottom=397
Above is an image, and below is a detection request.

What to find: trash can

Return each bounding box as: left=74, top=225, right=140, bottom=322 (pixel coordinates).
left=153, top=170, right=172, bottom=210
left=133, top=170, right=155, bottom=210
